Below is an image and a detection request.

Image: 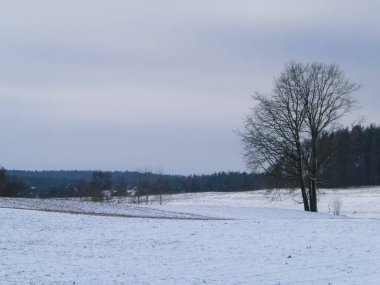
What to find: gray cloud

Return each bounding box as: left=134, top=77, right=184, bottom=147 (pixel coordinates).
left=0, top=1, right=379, bottom=173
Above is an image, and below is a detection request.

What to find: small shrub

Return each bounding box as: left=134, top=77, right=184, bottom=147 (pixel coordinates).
left=329, top=196, right=342, bottom=216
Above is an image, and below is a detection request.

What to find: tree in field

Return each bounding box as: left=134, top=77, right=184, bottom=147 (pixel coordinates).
left=0, top=167, right=7, bottom=196
left=87, top=171, right=113, bottom=201
left=239, top=62, right=360, bottom=212
left=0, top=167, right=29, bottom=197
left=302, top=63, right=360, bottom=211
left=114, top=176, right=127, bottom=196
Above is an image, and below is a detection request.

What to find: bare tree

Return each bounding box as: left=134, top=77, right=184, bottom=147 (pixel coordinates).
left=240, top=62, right=359, bottom=212
left=239, top=63, right=311, bottom=210
left=87, top=171, right=113, bottom=202
left=0, top=167, right=7, bottom=197
left=153, top=169, right=165, bottom=205
left=302, top=63, right=359, bottom=211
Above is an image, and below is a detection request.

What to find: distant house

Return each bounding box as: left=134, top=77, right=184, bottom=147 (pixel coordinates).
left=126, top=187, right=137, bottom=196
left=101, top=190, right=112, bottom=200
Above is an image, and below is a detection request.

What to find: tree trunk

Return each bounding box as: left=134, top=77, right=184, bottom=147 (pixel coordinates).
left=297, top=158, right=309, bottom=211
left=296, top=141, right=310, bottom=211
left=300, top=179, right=310, bottom=211
left=309, top=137, right=318, bottom=212
left=310, top=178, right=317, bottom=212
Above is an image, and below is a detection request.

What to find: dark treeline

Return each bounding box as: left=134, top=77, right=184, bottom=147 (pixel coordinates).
left=3, top=169, right=265, bottom=198
left=318, top=124, right=380, bottom=187
left=1, top=124, right=380, bottom=198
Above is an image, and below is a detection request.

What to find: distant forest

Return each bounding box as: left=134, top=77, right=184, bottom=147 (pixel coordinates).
left=1, top=124, right=379, bottom=198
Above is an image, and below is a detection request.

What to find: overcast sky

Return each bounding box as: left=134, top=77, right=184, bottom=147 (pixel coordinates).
left=0, top=1, right=379, bottom=174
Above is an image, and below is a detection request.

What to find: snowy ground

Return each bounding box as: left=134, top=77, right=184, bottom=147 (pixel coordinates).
left=1, top=188, right=380, bottom=284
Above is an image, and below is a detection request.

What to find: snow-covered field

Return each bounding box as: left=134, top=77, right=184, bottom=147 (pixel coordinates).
left=1, top=188, right=380, bottom=284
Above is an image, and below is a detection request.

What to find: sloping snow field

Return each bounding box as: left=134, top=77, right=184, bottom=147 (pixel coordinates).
left=1, top=188, right=380, bottom=284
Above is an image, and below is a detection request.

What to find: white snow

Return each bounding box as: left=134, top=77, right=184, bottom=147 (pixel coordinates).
left=1, top=187, right=380, bottom=284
